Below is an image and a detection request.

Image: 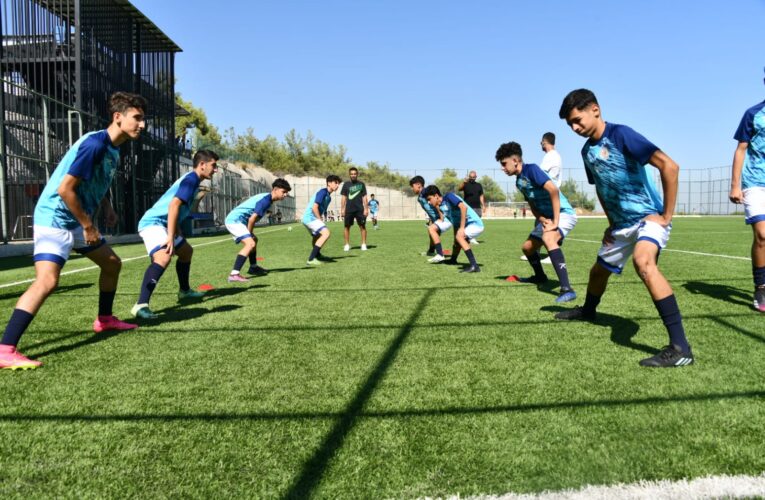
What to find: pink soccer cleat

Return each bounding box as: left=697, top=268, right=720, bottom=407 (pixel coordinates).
left=93, top=315, right=138, bottom=333
left=227, top=273, right=250, bottom=283
left=0, top=345, right=42, bottom=370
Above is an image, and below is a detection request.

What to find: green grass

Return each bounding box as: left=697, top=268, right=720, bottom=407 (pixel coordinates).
left=0, top=216, right=763, bottom=498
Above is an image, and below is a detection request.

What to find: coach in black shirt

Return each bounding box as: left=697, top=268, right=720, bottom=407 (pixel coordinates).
left=458, top=170, right=485, bottom=217
left=341, top=167, right=368, bottom=251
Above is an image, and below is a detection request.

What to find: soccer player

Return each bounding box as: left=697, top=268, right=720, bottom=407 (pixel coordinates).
left=496, top=141, right=577, bottom=303
left=409, top=176, right=451, bottom=262
left=341, top=167, right=368, bottom=251
left=729, top=79, right=765, bottom=312
left=368, top=194, right=380, bottom=229
left=0, top=92, right=144, bottom=370
left=131, top=150, right=219, bottom=319
left=303, top=175, right=342, bottom=265
left=423, top=185, right=483, bottom=273
left=225, top=178, right=292, bottom=282
left=556, top=88, right=693, bottom=368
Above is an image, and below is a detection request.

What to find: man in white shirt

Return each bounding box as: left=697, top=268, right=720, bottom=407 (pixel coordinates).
left=540, top=132, right=562, bottom=187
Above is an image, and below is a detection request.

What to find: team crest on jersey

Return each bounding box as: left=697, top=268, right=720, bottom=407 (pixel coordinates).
left=599, top=147, right=610, bottom=161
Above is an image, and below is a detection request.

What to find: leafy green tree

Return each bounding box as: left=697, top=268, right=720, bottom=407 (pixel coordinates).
left=479, top=175, right=507, bottom=202
left=560, top=178, right=595, bottom=211
left=175, top=93, right=221, bottom=144
left=433, top=168, right=461, bottom=194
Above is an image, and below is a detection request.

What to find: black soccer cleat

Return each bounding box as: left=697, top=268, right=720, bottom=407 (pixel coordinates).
left=459, top=265, right=481, bottom=273
left=519, top=275, right=548, bottom=284
left=554, top=305, right=596, bottom=321
left=639, top=345, right=694, bottom=368
left=247, top=266, right=269, bottom=276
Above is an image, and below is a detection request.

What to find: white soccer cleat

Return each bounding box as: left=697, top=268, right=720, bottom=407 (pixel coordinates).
left=343, top=244, right=350, bottom=252
left=361, top=244, right=368, bottom=251
left=428, top=254, right=446, bottom=263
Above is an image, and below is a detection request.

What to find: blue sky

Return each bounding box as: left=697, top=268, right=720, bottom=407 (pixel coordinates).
left=133, top=0, right=765, bottom=180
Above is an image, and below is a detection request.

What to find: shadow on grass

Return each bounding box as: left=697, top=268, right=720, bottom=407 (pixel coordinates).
left=0, top=282, right=93, bottom=302
left=494, top=276, right=559, bottom=297
left=540, top=306, right=656, bottom=355
left=710, top=316, right=765, bottom=344
left=683, top=281, right=752, bottom=308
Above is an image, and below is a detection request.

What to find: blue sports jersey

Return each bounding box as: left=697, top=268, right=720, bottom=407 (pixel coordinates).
left=34, top=130, right=119, bottom=229
left=225, top=192, right=273, bottom=225
left=581, top=122, right=663, bottom=229
left=734, top=100, right=765, bottom=189
left=138, top=171, right=202, bottom=231
left=302, top=188, right=331, bottom=223
left=418, top=194, right=438, bottom=222
left=440, top=192, right=483, bottom=228
left=368, top=199, right=379, bottom=214
left=516, top=163, right=575, bottom=218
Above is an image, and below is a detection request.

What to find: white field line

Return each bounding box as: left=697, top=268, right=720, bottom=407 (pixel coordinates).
left=565, top=238, right=751, bottom=261
left=0, top=226, right=290, bottom=290
left=439, top=472, right=765, bottom=500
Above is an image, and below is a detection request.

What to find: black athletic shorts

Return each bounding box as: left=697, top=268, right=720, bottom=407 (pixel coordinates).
left=344, top=211, right=367, bottom=227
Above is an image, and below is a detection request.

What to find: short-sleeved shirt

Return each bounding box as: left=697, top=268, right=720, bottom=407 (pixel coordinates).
left=734, top=100, right=765, bottom=190
left=440, top=192, right=484, bottom=228
left=418, top=194, right=438, bottom=222
left=540, top=149, right=562, bottom=187
left=368, top=199, right=380, bottom=214
left=460, top=181, right=483, bottom=209
left=302, top=188, right=331, bottom=224
left=225, top=193, right=273, bottom=225
left=581, top=122, right=663, bottom=229
left=34, top=130, right=119, bottom=229
left=341, top=180, right=366, bottom=212
left=516, top=163, right=575, bottom=218
left=138, top=171, right=202, bottom=231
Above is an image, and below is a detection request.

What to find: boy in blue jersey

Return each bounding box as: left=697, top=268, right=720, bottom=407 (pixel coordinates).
left=303, top=175, right=342, bottom=265
left=368, top=194, right=380, bottom=229
left=130, top=150, right=219, bottom=319
left=729, top=73, right=765, bottom=312
left=409, top=176, right=452, bottom=263
left=556, top=88, right=693, bottom=368
left=0, top=92, right=145, bottom=370
left=224, top=178, right=292, bottom=282
left=423, top=185, right=483, bottom=273
left=496, top=141, right=577, bottom=303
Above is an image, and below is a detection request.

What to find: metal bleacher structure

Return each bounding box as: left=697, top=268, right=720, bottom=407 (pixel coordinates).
left=0, top=0, right=182, bottom=242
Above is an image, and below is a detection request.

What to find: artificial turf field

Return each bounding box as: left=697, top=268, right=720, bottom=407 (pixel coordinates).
left=0, top=216, right=763, bottom=499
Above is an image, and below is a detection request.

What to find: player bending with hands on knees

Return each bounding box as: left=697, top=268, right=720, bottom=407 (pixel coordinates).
left=555, top=88, right=693, bottom=368
left=496, top=141, right=578, bottom=303
left=423, top=185, right=483, bottom=273
left=225, top=178, right=291, bottom=282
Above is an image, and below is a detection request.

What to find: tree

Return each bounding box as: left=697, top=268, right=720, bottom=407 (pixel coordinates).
left=175, top=93, right=221, bottom=145
left=560, top=178, right=595, bottom=211
left=479, top=175, right=506, bottom=202
left=433, top=168, right=461, bottom=194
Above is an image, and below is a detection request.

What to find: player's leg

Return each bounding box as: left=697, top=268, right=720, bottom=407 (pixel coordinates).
left=751, top=220, right=765, bottom=311
left=0, top=259, right=63, bottom=369
left=343, top=213, right=353, bottom=251
left=83, top=243, right=138, bottom=333
left=427, top=222, right=447, bottom=263
left=229, top=236, right=254, bottom=282
left=458, top=224, right=483, bottom=272
left=519, top=237, right=547, bottom=282
left=358, top=214, right=368, bottom=250
left=632, top=224, right=693, bottom=367
left=175, top=239, right=204, bottom=300
left=247, top=234, right=268, bottom=275
left=424, top=221, right=436, bottom=256
left=308, top=227, right=330, bottom=264
left=133, top=226, right=173, bottom=318
left=542, top=217, right=576, bottom=302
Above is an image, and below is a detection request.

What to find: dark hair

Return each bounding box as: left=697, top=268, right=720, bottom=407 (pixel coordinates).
left=193, top=149, right=219, bottom=167
left=495, top=141, right=523, bottom=162
left=348, top=167, right=359, bottom=173
left=422, top=185, right=441, bottom=199
left=108, top=91, right=147, bottom=117
left=559, top=89, right=598, bottom=119
left=409, top=175, right=425, bottom=187
left=542, top=132, right=555, bottom=145
left=326, top=174, right=342, bottom=184
left=370, top=194, right=375, bottom=197
left=272, top=178, right=291, bottom=192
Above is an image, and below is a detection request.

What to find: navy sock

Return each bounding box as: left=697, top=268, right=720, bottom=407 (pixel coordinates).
left=548, top=248, right=571, bottom=290
left=176, top=261, right=191, bottom=291
left=465, top=249, right=477, bottom=266
left=527, top=252, right=546, bottom=278
left=232, top=255, right=247, bottom=273
left=98, top=291, right=116, bottom=317
left=427, top=242, right=435, bottom=253
left=582, top=292, right=601, bottom=316
left=754, top=266, right=765, bottom=287
left=250, top=249, right=258, bottom=267
left=309, top=245, right=321, bottom=261
left=1, top=309, right=34, bottom=347
left=434, top=243, right=443, bottom=256
left=138, top=263, right=166, bottom=304
left=654, top=294, right=690, bottom=353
